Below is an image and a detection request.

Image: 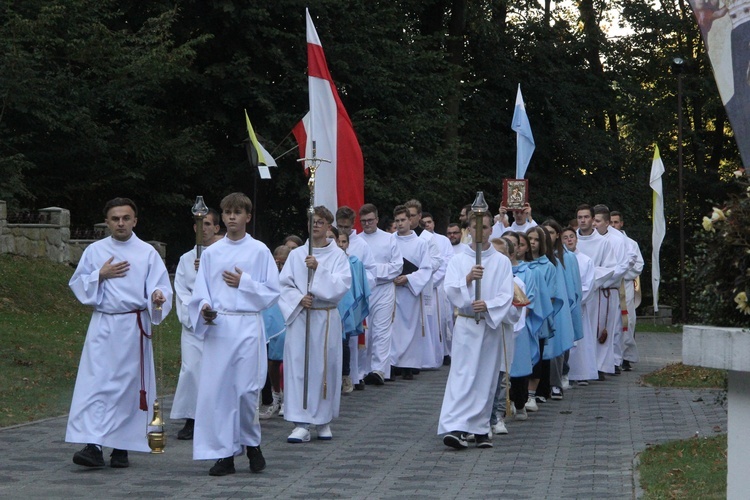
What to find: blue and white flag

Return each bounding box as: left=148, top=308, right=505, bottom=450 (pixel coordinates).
left=511, top=84, right=535, bottom=179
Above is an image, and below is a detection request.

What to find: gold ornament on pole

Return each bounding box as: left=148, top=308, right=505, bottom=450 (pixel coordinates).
left=471, top=191, right=489, bottom=324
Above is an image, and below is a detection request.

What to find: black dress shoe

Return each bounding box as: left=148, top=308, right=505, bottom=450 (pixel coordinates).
left=614, top=365, right=622, bottom=375
left=403, top=368, right=414, bottom=380
left=443, top=355, right=451, bottom=366
left=364, top=372, right=385, bottom=385
left=209, top=456, right=235, bottom=476
left=622, top=360, right=632, bottom=371
left=110, top=449, right=129, bottom=468
left=73, top=444, right=105, bottom=467
left=597, top=371, right=606, bottom=381
left=247, top=446, right=266, bottom=473
left=475, top=434, right=493, bottom=448
left=177, top=418, right=195, bottom=440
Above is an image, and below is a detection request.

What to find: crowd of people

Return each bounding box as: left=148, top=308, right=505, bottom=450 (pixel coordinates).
left=64, top=193, right=643, bottom=475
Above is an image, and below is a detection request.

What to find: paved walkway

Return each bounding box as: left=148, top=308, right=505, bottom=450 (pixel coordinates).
left=0, top=332, right=727, bottom=499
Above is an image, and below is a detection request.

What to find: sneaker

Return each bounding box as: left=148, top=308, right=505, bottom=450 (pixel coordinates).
left=464, top=433, right=476, bottom=443
left=550, top=387, right=563, bottom=400
left=514, top=407, right=528, bottom=421
left=614, top=365, right=622, bottom=375
left=443, top=431, right=468, bottom=450
left=535, top=395, right=547, bottom=404
left=73, top=444, right=105, bottom=468
left=259, top=402, right=281, bottom=419
left=577, top=380, right=590, bottom=387
left=247, top=446, right=266, bottom=473
left=287, top=426, right=311, bottom=443
left=278, top=402, right=284, bottom=417
left=622, top=360, right=633, bottom=371
left=177, top=418, right=195, bottom=439
left=317, top=423, right=333, bottom=441
left=354, top=380, right=366, bottom=391
left=209, top=457, right=235, bottom=476
left=491, top=420, right=508, bottom=435
left=364, top=372, right=385, bottom=385
left=475, top=434, right=493, bottom=448
left=561, top=375, right=571, bottom=390
left=525, top=396, right=538, bottom=412
left=342, top=375, right=354, bottom=394
left=110, top=449, right=129, bottom=468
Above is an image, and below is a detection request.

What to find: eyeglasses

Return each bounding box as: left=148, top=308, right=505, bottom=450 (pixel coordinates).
left=360, top=218, right=377, bottom=225
left=312, top=219, right=327, bottom=227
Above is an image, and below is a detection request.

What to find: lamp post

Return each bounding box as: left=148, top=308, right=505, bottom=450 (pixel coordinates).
left=672, top=56, right=687, bottom=323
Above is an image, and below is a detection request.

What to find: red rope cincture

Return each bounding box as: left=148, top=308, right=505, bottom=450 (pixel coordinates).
left=134, top=309, right=151, bottom=411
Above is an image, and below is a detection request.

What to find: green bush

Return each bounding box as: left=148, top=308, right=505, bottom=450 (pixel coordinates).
left=689, top=170, right=750, bottom=326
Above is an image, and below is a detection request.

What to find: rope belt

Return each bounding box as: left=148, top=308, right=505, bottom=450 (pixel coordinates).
left=101, top=309, right=151, bottom=411
left=457, top=313, right=484, bottom=320
left=307, top=306, right=333, bottom=399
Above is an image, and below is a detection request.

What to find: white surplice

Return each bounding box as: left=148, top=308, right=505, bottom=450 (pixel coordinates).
left=576, top=230, right=621, bottom=373
left=418, top=229, right=444, bottom=369
left=391, top=232, right=432, bottom=369
left=345, top=230, right=377, bottom=382
left=620, top=232, right=643, bottom=363
left=280, top=240, right=351, bottom=425
left=170, top=247, right=202, bottom=420
left=566, top=250, right=600, bottom=381
left=189, top=234, right=280, bottom=460
left=360, top=228, right=403, bottom=379
left=438, top=245, right=517, bottom=436
left=66, top=234, right=173, bottom=452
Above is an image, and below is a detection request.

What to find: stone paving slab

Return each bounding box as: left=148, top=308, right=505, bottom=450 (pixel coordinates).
left=0, top=333, right=727, bottom=499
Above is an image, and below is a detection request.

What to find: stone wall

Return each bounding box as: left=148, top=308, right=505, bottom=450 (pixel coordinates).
left=0, top=201, right=71, bottom=263
left=0, top=200, right=166, bottom=264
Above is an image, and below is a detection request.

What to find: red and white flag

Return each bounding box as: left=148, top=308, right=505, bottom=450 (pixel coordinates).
left=292, top=9, right=364, bottom=217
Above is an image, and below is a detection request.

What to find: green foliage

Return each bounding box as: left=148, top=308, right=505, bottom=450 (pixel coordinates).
left=0, top=0, right=745, bottom=286
left=688, top=172, right=750, bottom=326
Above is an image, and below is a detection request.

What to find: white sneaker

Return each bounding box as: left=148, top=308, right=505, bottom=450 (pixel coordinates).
left=259, top=402, right=280, bottom=420
left=525, top=396, right=539, bottom=412
left=278, top=402, right=285, bottom=417
left=287, top=426, right=310, bottom=443
left=317, top=423, right=332, bottom=440
left=342, top=375, right=354, bottom=394
left=515, top=407, right=528, bottom=421
left=492, top=420, right=508, bottom=435
left=561, top=375, right=571, bottom=390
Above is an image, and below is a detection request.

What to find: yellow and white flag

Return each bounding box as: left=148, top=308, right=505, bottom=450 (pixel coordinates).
left=245, top=110, right=277, bottom=179
left=650, top=144, right=666, bottom=312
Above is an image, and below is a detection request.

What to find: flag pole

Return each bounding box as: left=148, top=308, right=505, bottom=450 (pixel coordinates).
left=297, top=141, right=330, bottom=410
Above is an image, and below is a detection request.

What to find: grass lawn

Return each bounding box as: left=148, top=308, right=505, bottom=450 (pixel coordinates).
left=642, top=363, right=727, bottom=389
left=639, top=435, right=727, bottom=499
left=0, top=255, right=182, bottom=427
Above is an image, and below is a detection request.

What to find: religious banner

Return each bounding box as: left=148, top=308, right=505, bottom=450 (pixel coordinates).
left=688, top=0, right=750, bottom=167
left=502, top=178, right=528, bottom=210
